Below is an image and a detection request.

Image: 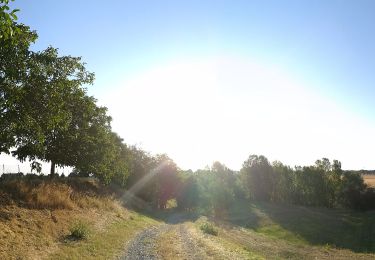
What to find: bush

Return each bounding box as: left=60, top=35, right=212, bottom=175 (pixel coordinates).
left=69, top=220, right=90, bottom=240
left=200, top=222, right=218, bottom=236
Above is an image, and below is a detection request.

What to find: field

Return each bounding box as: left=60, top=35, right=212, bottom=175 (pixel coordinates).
left=216, top=201, right=375, bottom=258
left=1, top=178, right=375, bottom=259
left=364, top=174, right=375, bottom=187
left=124, top=200, right=375, bottom=259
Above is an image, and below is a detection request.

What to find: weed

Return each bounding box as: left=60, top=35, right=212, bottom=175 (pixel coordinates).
left=200, top=222, right=218, bottom=236
left=69, top=220, right=90, bottom=240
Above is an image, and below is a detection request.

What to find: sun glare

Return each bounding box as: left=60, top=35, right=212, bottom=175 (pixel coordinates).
left=98, top=55, right=375, bottom=171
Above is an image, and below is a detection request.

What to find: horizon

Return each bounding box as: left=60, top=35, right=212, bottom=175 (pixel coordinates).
left=2, top=0, right=375, bottom=172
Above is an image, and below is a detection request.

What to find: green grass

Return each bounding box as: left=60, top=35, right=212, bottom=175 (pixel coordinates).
left=225, top=200, right=375, bottom=253
left=69, top=220, right=91, bottom=240
left=200, top=222, right=219, bottom=235
left=49, top=213, right=159, bottom=260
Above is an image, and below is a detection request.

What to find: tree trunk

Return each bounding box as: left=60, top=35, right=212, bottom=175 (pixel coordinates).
left=50, top=161, right=56, bottom=177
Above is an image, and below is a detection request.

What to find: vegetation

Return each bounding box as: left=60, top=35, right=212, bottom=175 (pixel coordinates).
left=1, top=0, right=373, bottom=213
left=69, top=220, right=90, bottom=240
left=200, top=222, right=218, bottom=236
left=0, top=0, right=20, bottom=40
left=1, top=1, right=375, bottom=259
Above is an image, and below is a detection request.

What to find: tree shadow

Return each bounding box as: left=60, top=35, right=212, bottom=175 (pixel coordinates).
left=254, top=202, right=375, bottom=253
left=120, top=193, right=200, bottom=224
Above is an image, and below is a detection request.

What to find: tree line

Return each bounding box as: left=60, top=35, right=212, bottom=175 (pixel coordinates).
left=177, top=157, right=375, bottom=213
left=1, top=1, right=374, bottom=212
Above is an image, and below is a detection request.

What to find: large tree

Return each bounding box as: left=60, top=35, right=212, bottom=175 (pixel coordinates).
left=9, top=47, right=95, bottom=175
left=0, top=25, right=37, bottom=154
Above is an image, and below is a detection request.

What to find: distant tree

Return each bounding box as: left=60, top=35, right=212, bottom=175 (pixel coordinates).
left=196, top=162, right=236, bottom=216
left=359, top=188, right=375, bottom=210
left=240, top=155, right=274, bottom=201
left=153, top=154, right=180, bottom=209
left=338, top=171, right=366, bottom=209
left=176, top=174, right=200, bottom=211
left=30, top=161, right=42, bottom=174
left=271, top=161, right=294, bottom=203
left=125, top=146, right=155, bottom=201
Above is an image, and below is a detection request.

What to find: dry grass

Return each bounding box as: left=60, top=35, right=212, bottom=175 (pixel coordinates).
left=363, top=175, right=375, bottom=187
left=0, top=179, right=74, bottom=209
left=0, top=177, right=118, bottom=210
left=33, top=182, right=74, bottom=209
left=156, top=228, right=186, bottom=259
left=0, top=177, right=139, bottom=259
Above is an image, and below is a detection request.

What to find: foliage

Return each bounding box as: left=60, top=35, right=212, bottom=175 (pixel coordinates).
left=0, top=25, right=37, bottom=154
left=241, top=155, right=274, bottom=201
left=69, top=220, right=90, bottom=240
left=194, top=162, right=237, bottom=215
left=338, top=171, right=366, bottom=209
left=152, top=154, right=180, bottom=209
left=176, top=174, right=200, bottom=211
left=200, top=222, right=218, bottom=236
left=0, top=0, right=20, bottom=40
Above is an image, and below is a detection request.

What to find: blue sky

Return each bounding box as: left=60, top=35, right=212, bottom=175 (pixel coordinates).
left=3, top=0, right=375, bottom=171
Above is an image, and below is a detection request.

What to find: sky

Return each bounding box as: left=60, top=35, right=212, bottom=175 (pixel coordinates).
left=2, top=0, right=375, bottom=172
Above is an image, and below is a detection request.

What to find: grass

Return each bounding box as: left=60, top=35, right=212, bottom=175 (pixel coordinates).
left=1, top=177, right=374, bottom=259
left=191, top=218, right=264, bottom=259
left=69, top=220, right=90, bottom=240
left=200, top=222, right=218, bottom=236
left=0, top=177, right=158, bottom=259
left=50, top=213, right=159, bottom=260
left=209, top=200, right=375, bottom=258
left=178, top=202, right=374, bottom=259
left=156, top=227, right=186, bottom=259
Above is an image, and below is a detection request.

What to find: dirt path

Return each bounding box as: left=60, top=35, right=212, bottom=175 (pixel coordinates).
left=121, top=221, right=206, bottom=259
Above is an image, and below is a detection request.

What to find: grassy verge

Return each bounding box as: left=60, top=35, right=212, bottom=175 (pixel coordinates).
left=224, top=201, right=375, bottom=252
left=0, top=177, right=159, bottom=259
left=196, top=201, right=375, bottom=259
left=49, top=212, right=159, bottom=260
left=192, top=217, right=264, bottom=259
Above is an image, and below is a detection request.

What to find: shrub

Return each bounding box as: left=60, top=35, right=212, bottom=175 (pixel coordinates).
left=69, top=220, right=90, bottom=240
left=200, top=222, right=218, bottom=236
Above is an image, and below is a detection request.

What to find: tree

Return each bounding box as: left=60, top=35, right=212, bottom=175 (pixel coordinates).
left=0, top=0, right=20, bottom=41
left=240, top=155, right=274, bottom=201
left=195, top=162, right=236, bottom=216
left=271, top=161, right=294, bottom=203
left=176, top=173, right=200, bottom=211
left=9, top=47, right=95, bottom=176
left=0, top=25, right=37, bottom=154
left=152, top=154, right=180, bottom=209
left=125, top=146, right=155, bottom=201
left=338, top=171, right=366, bottom=209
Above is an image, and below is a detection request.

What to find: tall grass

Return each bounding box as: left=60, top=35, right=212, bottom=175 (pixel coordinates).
left=0, top=177, right=117, bottom=210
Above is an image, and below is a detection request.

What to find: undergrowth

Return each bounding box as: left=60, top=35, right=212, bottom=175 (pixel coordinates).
left=200, top=222, right=218, bottom=236
left=69, top=220, right=90, bottom=240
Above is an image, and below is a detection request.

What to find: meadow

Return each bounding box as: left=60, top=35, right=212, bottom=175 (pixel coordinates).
left=364, top=174, right=375, bottom=187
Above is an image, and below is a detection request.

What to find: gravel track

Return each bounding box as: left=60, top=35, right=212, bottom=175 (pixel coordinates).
left=122, top=214, right=205, bottom=260
left=121, top=225, right=166, bottom=260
